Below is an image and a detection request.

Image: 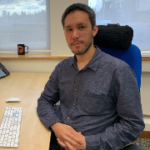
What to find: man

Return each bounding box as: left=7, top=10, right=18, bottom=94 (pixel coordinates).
left=37, top=3, right=145, bottom=150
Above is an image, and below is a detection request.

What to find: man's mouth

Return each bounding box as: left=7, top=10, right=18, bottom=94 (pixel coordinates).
left=72, top=41, right=83, bottom=46
left=73, top=42, right=80, bottom=46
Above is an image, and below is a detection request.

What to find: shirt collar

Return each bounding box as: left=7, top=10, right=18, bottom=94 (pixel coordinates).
left=69, top=45, right=102, bottom=71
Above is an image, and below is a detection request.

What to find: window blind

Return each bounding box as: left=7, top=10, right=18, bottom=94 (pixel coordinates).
left=0, top=0, right=50, bottom=51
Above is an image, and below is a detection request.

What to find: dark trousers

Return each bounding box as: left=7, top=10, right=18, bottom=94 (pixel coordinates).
left=49, top=132, right=64, bottom=150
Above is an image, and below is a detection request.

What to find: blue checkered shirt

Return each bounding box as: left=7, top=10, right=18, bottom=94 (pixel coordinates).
left=37, top=46, right=145, bottom=150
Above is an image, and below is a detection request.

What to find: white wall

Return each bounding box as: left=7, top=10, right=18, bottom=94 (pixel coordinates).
left=0, top=60, right=60, bottom=73
left=141, top=71, right=150, bottom=129
left=141, top=71, right=150, bottom=116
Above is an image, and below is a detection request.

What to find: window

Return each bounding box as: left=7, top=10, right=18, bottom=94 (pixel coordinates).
left=89, top=0, right=150, bottom=53
left=0, top=0, right=50, bottom=51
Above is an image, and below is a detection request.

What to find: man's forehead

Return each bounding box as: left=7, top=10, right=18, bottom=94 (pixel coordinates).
left=64, top=10, right=90, bottom=27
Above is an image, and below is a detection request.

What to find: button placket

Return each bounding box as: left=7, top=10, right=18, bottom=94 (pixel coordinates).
left=68, top=73, right=80, bottom=117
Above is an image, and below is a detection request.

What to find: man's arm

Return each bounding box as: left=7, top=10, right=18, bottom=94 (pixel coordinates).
left=37, top=62, right=84, bottom=148
left=37, top=64, right=62, bottom=129
left=84, top=67, right=145, bottom=150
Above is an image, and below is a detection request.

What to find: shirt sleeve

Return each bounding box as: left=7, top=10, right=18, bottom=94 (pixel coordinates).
left=37, top=63, right=62, bottom=130
left=85, top=66, right=145, bottom=150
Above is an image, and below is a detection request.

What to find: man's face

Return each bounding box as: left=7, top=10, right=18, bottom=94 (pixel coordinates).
left=64, top=10, right=95, bottom=55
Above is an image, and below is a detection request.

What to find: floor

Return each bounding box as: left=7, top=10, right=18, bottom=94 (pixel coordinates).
left=132, top=138, right=150, bottom=150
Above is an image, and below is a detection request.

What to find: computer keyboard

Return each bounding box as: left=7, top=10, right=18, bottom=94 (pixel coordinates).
left=0, top=107, right=23, bottom=147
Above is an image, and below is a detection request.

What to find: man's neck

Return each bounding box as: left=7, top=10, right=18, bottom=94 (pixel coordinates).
left=76, top=45, right=96, bottom=71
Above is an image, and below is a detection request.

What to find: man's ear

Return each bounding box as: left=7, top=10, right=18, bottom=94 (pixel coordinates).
left=92, top=25, right=98, bottom=37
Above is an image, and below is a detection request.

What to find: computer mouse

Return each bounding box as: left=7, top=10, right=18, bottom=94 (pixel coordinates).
left=6, top=97, right=21, bottom=103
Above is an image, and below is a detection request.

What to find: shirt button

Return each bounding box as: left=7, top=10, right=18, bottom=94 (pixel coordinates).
left=67, top=117, right=70, bottom=119
left=75, top=89, right=77, bottom=91
left=73, top=103, right=76, bottom=106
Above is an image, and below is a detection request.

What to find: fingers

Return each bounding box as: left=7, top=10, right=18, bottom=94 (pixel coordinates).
left=57, top=138, right=66, bottom=148
left=68, top=128, right=83, bottom=144
left=69, top=128, right=82, bottom=137
left=64, top=141, right=77, bottom=150
left=60, top=132, right=81, bottom=147
left=59, top=127, right=82, bottom=145
left=66, top=132, right=83, bottom=145
left=57, top=138, right=76, bottom=150
left=69, top=127, right=79, bottom=135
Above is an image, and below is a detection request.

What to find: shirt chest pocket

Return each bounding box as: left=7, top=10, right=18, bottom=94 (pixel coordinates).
left=81, top=91, right=114, bottom=115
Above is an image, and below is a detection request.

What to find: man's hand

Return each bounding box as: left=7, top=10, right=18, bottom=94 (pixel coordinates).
left=57, top=129, right=86, bottom=150
left=51, top=122, right=86, bottom=150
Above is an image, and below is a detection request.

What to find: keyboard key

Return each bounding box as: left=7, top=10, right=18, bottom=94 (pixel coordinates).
left=5, top=134, right=8, bottom=138
left=11, top=142, right=14, bottom=147
left=15, top=139, right=19, bottom=143
left=7, top=143, right=11, bottom=146
left=8, top=139, right=11, bottom=142
left=3, top=143, right=7, bottom=147
left=12, top=135, right=15, bottom=139
left=2, top=131, right=6, bottom=134
left=14, top=143, right=18, bottom=147
left=11, top=139, right=15, bottom=142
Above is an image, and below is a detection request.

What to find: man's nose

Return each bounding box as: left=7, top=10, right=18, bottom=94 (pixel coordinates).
left=72, top=30, right=79, bottom=39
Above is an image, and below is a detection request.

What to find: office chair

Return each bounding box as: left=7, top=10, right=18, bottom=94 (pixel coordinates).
left=100, top=44, right=141, bottom=89
left=97, top=45, right=144, bottom=150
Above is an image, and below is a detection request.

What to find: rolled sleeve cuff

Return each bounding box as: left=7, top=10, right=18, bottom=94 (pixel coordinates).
left=85, top=135, right=99, bottom=150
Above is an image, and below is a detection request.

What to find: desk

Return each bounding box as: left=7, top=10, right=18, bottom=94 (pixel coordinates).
left=0, top=73, right=51, bottom=150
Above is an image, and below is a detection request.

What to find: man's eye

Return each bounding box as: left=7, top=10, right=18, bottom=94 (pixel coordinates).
left=79, top=26, right=85, bottom=29
left=67, top=29, right=72, bottom=32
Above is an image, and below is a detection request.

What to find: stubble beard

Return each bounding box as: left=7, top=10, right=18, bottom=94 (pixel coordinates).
left=69, top=34, right=93, bottom=55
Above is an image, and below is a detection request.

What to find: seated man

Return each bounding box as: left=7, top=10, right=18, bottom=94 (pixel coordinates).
left=37, top=3, right=145, bottom=150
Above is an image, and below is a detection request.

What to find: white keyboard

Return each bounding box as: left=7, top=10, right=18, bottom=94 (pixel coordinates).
left=0, top=107, right=23, bottom=147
